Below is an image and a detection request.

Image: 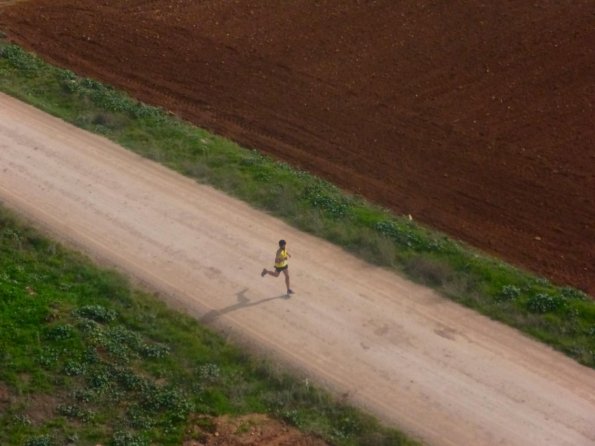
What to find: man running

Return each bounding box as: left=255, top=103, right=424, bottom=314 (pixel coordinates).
left=261, top=239, right=294, bottom=295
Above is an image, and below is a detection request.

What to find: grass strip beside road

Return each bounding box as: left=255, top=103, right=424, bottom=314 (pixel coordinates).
left=0, top=207, right=418, bottom=446
left=0, top=43, right=593, bottom=369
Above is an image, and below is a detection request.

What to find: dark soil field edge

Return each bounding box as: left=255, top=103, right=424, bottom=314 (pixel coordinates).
left=1, top=0, right=593, bottom=294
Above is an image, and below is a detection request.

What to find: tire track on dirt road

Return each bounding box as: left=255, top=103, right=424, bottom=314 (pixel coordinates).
left=1, top=93, right=594, bottom=446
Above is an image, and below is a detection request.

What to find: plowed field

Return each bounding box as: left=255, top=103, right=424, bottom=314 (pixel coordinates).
left=1, top=0, right=593, bottom=294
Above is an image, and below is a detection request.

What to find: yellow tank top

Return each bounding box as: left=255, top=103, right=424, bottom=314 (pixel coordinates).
left=275, top=249, right=288, bottom=268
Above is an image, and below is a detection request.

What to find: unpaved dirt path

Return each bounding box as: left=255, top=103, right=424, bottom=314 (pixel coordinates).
left=1, top=93, right=594, bottom=446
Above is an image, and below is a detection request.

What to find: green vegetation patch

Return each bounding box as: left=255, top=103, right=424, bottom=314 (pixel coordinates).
left=0, top=208, right=417, bottom=445
left=0, top=42, right=593, bottom=370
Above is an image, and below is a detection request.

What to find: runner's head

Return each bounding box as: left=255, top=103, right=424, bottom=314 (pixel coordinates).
left=279, top=239, right=286, bottom=248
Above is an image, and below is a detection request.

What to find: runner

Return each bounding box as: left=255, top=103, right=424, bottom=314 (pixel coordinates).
left=261, top=239, right=294, bottom=295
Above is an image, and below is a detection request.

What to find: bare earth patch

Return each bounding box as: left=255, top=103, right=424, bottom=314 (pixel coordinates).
left=184, top=414, right=328, bottom=446
left=25, top=393, right=61, bottom=425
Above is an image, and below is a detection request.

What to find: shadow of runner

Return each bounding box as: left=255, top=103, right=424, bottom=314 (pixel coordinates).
left=200, top=288, right=290, bottom=324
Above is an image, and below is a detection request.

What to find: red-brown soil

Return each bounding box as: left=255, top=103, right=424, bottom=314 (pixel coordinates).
left=184, top=414, right=328, bottom=446
left=1, top=0, right=593, bottom=294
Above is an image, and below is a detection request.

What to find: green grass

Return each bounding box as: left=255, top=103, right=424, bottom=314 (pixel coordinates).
left=0, top=207, right=418, bottom=445
left=0, top=42, right=593, bottom=371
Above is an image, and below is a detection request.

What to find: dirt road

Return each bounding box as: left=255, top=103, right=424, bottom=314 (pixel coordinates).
left=1, top=93, right=594, bottom=445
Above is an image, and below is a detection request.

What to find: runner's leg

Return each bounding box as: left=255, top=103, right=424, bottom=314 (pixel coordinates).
left=283, top=269, right=291, bottom=293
